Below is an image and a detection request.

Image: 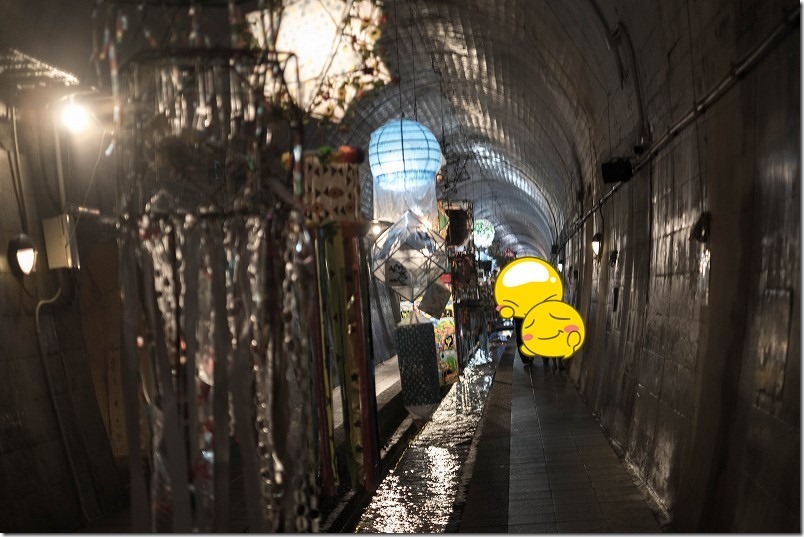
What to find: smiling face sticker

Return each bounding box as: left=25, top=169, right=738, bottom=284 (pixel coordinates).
left=494, top=257, right=563, bottom=319
left=520, top=300, right=586, bottom=359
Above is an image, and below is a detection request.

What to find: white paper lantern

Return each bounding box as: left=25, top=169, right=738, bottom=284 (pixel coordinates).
left=473, top=218, right=495, bottom=249
left=369, top=119, right=441, bottom=223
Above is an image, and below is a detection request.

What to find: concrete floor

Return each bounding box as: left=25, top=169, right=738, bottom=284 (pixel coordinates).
left=459, top=341, right=666, bottom=533
left=357, top=338, right=666, bottom=533
left=81, top=341, right=667, bottom=533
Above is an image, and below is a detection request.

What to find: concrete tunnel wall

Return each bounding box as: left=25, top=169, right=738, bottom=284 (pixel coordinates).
left=0, top=104, right=124, bottom=531
left=0, top=0, right=799, bottom=533
left=562, top=2, right=799, bottom=532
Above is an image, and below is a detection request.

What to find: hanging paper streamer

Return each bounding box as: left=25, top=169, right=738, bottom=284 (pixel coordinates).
left=112, top=44, right=324, bottom=533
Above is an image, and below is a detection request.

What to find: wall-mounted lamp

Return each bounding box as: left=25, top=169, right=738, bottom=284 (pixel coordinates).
left=591, top=232, right=603, bottom=258
left=61, top=101, right=90, bottom=134
left=8, top=234, right=37, bottom=277
left=690, top=211, right=711, bottom=243
left=557, top=259, right=565, bottom=273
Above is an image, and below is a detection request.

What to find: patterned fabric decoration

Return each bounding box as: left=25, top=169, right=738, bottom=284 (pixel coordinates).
left=395, top=322, right=441, bottom=408
left=360, top=169, right=374, bottom=220
left=303, top=153, right=362, bottom=225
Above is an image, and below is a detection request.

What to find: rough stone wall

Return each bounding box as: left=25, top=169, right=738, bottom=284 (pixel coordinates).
left=565, top=1, right=799, bottom=531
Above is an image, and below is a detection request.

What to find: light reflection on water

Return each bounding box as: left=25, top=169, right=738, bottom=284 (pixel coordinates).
left=355, top=347, right=498, bottom=533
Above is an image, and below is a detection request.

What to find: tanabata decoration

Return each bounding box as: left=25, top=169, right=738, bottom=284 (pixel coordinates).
left=395, top=311, right=441, bottom=420
left=302, top=147, right=362, bottom=225
left=371, top=211, right=448, bottom=302
left=473, top=218, right=495, bottom=249
left=247, top=0, right=392, bottom=122
left=368, top=119, right=446, bottom=301
left=369, top=118, right=442, bottom=224
left=417, top=280, right=451, bottom=319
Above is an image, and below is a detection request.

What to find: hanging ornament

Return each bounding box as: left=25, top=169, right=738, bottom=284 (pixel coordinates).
left=368, top=118, right=442, bottom=224
left=246, top=0, right=392, bottom=122
left=371, top=211, right=448, bottom=302
left=472, top=218, right=495, bottom=249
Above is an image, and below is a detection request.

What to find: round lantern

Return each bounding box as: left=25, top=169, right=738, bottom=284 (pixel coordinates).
left=473, top=218, right=495, bottom=249
left=369, top=118, right=442, bottom=223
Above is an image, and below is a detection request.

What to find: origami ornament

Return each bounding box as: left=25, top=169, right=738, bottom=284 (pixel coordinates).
left=371, top=211, right=448, bottom=302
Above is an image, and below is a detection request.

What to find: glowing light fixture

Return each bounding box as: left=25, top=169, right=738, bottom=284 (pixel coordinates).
left=247, top=0, right=391, bottom=121
left=557, top=260, right=564, bottom=273
left=591, top=232, right=603, bottom=258
left=61, top=102, right=90, bottom=133
left=8, top=234, right=37, bottom=277
left=369, top=118, right=441, bottom=223
left=367, top=219, right=391, bottom=237
left=473, top=219, right=495, bottom=249
left=369, top=119, right=442, bottom=189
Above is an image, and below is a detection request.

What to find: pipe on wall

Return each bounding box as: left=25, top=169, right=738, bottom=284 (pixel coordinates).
left=35, top=283, right=99, bottom=524
left=558, top=4, right=801, bottom=248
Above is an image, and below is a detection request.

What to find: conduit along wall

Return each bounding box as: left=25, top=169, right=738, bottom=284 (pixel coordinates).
left=114, top=48, right=379, bottom=532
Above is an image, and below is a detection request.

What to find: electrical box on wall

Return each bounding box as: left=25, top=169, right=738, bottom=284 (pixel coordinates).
left=43, top=214, right=80, bottom=269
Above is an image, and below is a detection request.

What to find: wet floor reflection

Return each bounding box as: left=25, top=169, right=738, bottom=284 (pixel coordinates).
left=356, top=347, right=498, bottom=533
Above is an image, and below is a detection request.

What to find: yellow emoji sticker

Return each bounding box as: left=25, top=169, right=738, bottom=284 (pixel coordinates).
left=520, top=300, right=586, bottom=359
left=493, top=257, right=563, bottom=319
left=494, top=256, right=587, bottom=360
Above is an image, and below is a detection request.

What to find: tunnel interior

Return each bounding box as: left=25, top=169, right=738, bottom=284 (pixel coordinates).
left=0, top=0, right=799, bottom=532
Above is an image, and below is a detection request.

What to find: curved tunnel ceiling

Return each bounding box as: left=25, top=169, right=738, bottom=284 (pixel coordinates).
left=313, top=0, right=633, bottom=257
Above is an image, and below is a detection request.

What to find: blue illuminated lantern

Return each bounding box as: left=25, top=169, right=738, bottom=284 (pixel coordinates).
left=368, top=118, right=442, bottom=223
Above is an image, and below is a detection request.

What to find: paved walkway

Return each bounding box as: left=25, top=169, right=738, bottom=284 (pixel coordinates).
left=459, top=341, right=665, bottom=533
left=82, top=340, right=665, bottom=533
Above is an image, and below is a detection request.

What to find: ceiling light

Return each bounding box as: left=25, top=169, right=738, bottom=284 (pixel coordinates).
left=366, top=219, right=391, bottom=238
